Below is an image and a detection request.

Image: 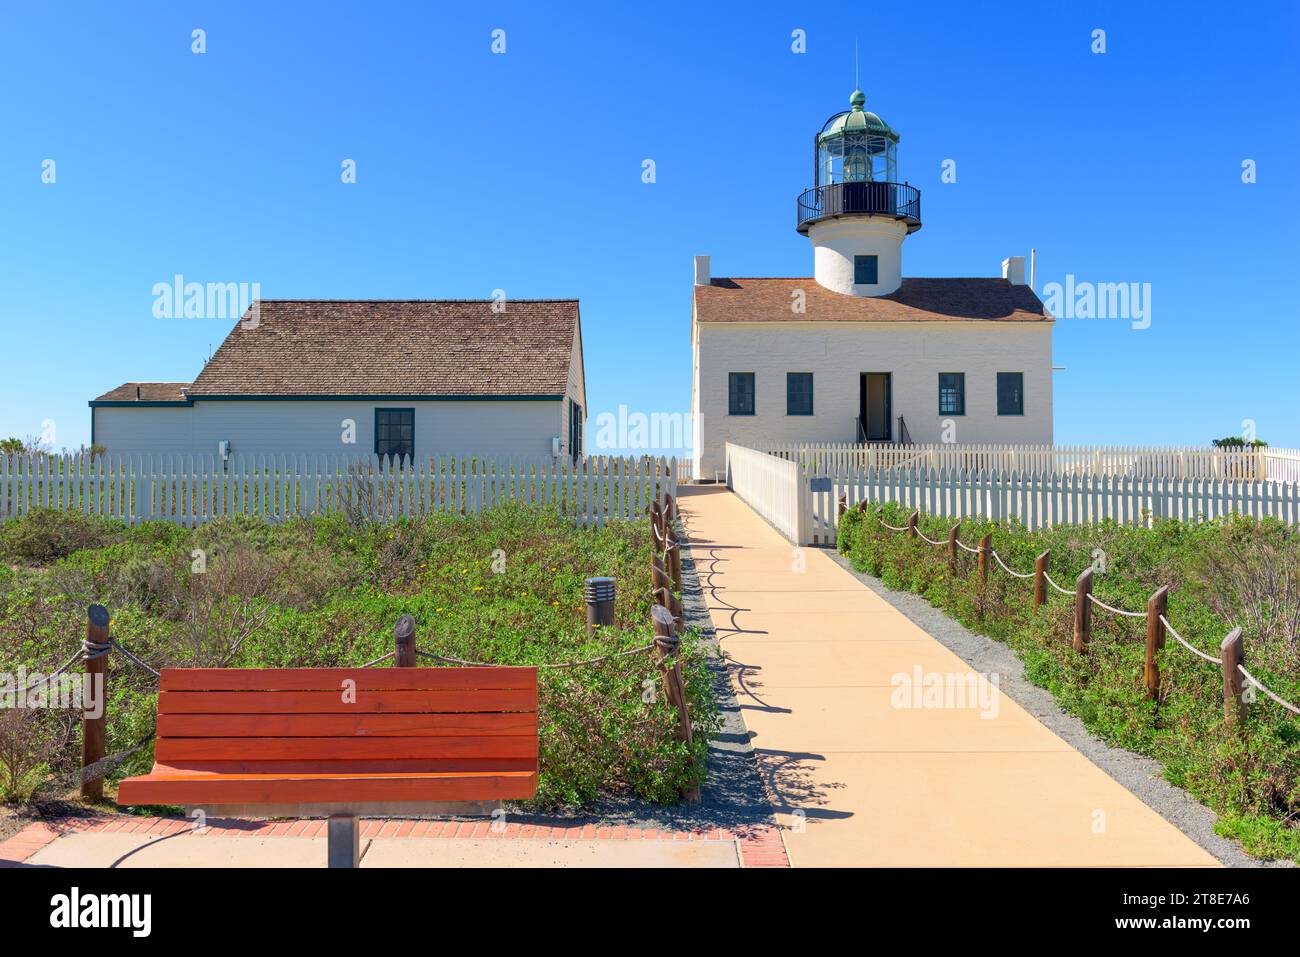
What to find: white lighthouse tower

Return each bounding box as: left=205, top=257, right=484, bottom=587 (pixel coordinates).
left=796, top=90, right=921, bottom=297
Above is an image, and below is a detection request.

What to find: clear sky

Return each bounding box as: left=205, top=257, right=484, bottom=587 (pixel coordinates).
left=2, top=0, right=1297, bottom=454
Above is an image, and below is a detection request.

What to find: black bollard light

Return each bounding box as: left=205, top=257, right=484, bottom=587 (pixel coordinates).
left=583, top=576, right=616, bottom=637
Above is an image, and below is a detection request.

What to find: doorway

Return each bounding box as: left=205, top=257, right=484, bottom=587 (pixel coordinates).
left=860, top=373, right=891, bottom=442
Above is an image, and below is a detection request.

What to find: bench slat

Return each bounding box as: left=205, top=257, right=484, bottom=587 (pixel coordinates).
left=156, top=736, right=538, bottom=762
left=117, top=770, right=539, bottom=806
left=158, top=712, right=537, bottom=738
left=158, top=689, right=536, bottom=714
left=160, top=667, right=536, bottom=692
left=148, top=759, right=538, bottom=775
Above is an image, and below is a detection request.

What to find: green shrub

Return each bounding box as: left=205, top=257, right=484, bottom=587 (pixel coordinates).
left=1, top=509, right=125, bottom=564
left=0, top=505, right=715, bottom=809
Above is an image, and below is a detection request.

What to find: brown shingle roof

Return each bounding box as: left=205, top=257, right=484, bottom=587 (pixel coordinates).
left=188, top=300, right=579, bottom=397
left=694, top=277, right=1050, bottom=325
left=93, top=382, right=192, bottom=402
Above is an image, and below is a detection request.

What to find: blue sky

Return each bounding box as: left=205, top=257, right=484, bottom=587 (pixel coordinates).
left=2, top=0, right=1297, bottom=452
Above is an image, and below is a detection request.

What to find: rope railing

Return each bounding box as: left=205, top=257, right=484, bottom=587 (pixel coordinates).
left=859, top=506, right=1300, bottom=720
left=1041, top=571, right=1075, bottom=596
left=1159, top=615, right=1222, bottom=665
left=415, top=643, right=658, bottom=670
left=1086, top=593, right=1147, bottom=618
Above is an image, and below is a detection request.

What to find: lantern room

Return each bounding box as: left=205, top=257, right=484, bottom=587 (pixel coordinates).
left=815, top=89, right=898, bottom=186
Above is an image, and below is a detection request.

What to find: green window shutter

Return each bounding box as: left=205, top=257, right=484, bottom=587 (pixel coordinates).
left=854, top=255, right=879, bottom=285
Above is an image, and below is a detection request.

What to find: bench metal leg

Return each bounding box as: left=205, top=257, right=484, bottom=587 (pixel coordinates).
left=327, top=814, right=360, bottom=868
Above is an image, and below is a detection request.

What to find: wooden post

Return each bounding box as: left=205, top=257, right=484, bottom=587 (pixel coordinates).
left=946, top=523, right=960, bottom=573
left=1144, top=586, right=1169, bottom=699
left=1073, top=567, right=1093, bottom=653
left=650, top=606, right=699, bottom=802
left=394, top=614, right=417, bottom=667
left=665, top=524, right=682, bottom=593
left=907, top=510, right=919, bottom=539
left=652, top=556, right=681, bottom=622
left=1220, top=628, right=1246, bottom=728
left=81, top=604, right=110, bottom=801
left=977, top=533, right=992, bottom=583
left=650, top=499, right=663, bottom=548
left=1032, top=550, right=1050, bottom=614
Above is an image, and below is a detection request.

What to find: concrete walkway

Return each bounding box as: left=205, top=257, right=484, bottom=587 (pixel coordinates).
left=678, top=485, right=1219, bottom=867
left=2, top=817, right=758, bottom=868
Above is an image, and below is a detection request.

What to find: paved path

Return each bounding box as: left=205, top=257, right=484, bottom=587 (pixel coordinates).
left=678, top=485, right=1219, bottom=867
left=1, top=817, right=768, bottom=868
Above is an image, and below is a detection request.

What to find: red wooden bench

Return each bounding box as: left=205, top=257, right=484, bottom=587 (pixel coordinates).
left=118, top=666, right=538, bottom=866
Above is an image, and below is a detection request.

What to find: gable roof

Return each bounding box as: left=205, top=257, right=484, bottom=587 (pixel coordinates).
left=694, top=277, right=1050, bottom=326
left=184, top=300, right=580, bottom=398
left=92, top=382, right=192, bottom=403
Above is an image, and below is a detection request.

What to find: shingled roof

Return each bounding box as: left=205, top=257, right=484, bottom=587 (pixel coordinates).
left=694, top=277, right=1050, bottom=325
left=92, top=382, right=192, bottom=403
left=183, top=300, right=581, bottom=397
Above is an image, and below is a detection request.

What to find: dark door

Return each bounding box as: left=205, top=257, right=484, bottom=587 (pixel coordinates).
left=860, top=373, right=891, bottom=441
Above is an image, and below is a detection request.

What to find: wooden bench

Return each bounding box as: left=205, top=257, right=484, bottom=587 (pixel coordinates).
left=118, top=666, right=538, bottom=866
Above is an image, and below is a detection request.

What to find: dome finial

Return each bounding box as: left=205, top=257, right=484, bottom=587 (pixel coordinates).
left=850, top=89, right=866, bottom=111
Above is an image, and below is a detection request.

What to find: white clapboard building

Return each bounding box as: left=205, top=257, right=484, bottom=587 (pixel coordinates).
left=90, top=300, right=587, bottom=460
left=690, top=90, right=1054, bottom=480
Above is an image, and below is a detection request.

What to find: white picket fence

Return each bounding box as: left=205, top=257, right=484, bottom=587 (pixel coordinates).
left=725, top=443, right=808, bottom=544
left=804, top=467, right=1300, bottom=544
left=724, top=445, right=1300, bottom=545
left=762, top=442, right=1280, bottom=481
left=0, top=453, right=680, bottom=528
left=1265, top=447, right=1300, bottom=484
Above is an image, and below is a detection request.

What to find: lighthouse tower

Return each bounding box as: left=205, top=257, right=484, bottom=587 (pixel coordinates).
left=796, top=90, right=921, bottom=297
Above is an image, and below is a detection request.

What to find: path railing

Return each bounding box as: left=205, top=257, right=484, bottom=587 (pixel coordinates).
left=0, top=452, right=679, bottom=528
left=854, top=502, right=1299, bottom=729
left=725, top=443, right=809, bottom=544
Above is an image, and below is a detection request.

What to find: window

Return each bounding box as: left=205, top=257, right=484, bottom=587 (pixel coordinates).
left=938, top=373, right=965, bottom=415
left=374, top=408, right=414, bottom=461
left=997, top=372, right=1024, bottom=415
left=786, top=373, right=814, bottom=415
left=569, top=400, right=584, bottom=458
left=854, top=254, right=879, bottom=285
left=729, top=373, right=755, bottom=415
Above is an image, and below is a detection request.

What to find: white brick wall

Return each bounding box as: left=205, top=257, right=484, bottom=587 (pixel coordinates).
left=692, top=321, right=1053, bottom=478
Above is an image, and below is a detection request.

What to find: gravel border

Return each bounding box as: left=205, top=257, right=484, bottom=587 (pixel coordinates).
left=822, top=547, right=1283, bottom=868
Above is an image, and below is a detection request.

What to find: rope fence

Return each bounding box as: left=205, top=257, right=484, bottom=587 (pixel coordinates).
left=862, top=505, right=1300, bottom=724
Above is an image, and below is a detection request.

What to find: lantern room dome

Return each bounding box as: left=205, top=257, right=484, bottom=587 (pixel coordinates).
left=817, top=90, right=899, bottom=144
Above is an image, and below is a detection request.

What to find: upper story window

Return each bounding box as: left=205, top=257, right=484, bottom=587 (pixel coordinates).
left=854, top=254, right=879, bottom=285
left=375, top=408, right=415, bottom=461
left=997, top=372, right=1024, bottom=415
left=938, top=373, right=965, bottom=415
left=728, top=372, right=755, bottom=415
left=786, top=373, right=814, bottom=415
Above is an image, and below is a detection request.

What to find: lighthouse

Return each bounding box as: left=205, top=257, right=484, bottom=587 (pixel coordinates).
left=796, top=90, right=921, bottom=297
